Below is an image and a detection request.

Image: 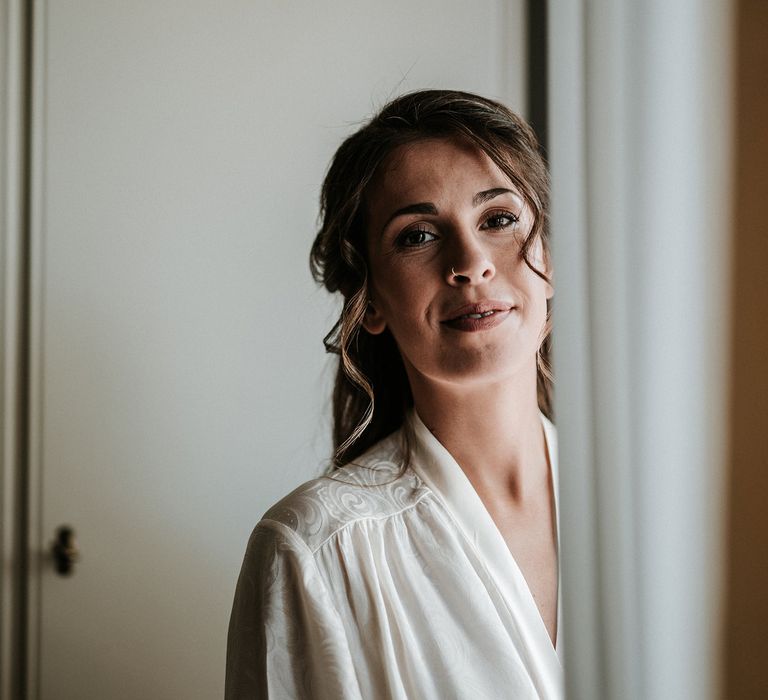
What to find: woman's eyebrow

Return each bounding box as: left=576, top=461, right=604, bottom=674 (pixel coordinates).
left=472, top=187, right=517, bottom=206
left=381, top=202, right=438, bottom=234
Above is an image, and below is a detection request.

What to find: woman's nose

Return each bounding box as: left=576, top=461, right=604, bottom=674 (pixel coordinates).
left=445, top=235, right=496, bottom=286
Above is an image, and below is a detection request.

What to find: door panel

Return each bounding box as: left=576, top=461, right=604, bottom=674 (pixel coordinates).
left=30, top=1, right=523, bottom=697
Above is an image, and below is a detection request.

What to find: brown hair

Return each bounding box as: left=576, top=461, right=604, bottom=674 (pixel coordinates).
left=310, top=89, right=552, bottom=468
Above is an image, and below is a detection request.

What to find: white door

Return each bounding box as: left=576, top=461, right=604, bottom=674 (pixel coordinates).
left=26, top=2, right=525, bottom=697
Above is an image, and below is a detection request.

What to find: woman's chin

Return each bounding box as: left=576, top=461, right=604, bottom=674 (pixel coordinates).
left=407, top=350, right=536, bottom=389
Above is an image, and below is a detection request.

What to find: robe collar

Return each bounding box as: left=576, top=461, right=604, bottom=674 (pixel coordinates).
left=406, top=408, right=564, bottom=693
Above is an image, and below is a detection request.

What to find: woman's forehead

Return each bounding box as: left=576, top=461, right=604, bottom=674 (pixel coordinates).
left=370, top=137, right=519, bottom=205
left=379, top=136, right=497, bottom=176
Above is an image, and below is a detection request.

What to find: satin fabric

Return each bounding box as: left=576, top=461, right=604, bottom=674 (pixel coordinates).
left=226, top=410, right=563, bottom=699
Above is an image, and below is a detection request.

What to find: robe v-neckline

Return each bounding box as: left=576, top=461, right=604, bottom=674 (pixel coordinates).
left=407, top=408, right=563, bottom=692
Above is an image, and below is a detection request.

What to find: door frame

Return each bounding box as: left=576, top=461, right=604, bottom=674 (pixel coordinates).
left=1, top=0, right=47, bottom=696
left=0, top=0, right=32, bottom=697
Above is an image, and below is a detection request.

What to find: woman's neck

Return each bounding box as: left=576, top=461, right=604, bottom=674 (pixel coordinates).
left=407, top=361, right=548, bottom=505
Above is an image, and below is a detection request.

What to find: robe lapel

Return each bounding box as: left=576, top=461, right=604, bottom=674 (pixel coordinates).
left=407, top=410, right=563, bottom=697
left=541, top=414, right=565, bottom=666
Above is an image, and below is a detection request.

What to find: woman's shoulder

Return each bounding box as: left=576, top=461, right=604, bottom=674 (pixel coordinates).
left=256, top=429, right=431, bottom=554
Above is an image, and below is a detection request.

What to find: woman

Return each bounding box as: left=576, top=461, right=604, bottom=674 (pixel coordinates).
left=226, top=90, right=561, bottom=699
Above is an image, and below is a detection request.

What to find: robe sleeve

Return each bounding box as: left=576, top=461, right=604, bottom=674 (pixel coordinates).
left=225, top=519, right=363, bottom=700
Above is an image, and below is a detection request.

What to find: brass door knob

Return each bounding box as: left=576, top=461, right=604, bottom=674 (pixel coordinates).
left=51, top=525, right=80, bottom=576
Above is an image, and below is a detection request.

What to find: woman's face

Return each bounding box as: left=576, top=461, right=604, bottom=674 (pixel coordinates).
left=363, top=137, right=553, bottom=389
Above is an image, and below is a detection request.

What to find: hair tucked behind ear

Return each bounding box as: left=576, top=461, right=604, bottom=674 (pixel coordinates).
left=310, top=89, right=553, bottom=468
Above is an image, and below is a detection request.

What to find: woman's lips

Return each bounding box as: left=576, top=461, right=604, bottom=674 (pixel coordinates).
left=442, top=308, right=512, bottom=331
left=441, top=302, right=514, bottom=332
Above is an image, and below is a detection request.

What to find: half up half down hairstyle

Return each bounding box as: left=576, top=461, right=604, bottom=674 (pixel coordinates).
left=310, top=89, right=552, bottom=468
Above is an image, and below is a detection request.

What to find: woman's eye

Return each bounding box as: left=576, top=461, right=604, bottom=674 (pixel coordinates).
left=396, top=228, right=437, bottom=248
left=482, top=212, right=519, bottom=230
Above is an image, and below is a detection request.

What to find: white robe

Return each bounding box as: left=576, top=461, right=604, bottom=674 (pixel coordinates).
left=226, top=410, right=563, bottom=699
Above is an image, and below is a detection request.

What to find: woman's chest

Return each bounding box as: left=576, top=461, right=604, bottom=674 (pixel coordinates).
left=491, top=502, right=559, bottom=647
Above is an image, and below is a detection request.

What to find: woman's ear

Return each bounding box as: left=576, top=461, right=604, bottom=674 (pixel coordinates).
left=362, top=301, right=387, bottom=335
